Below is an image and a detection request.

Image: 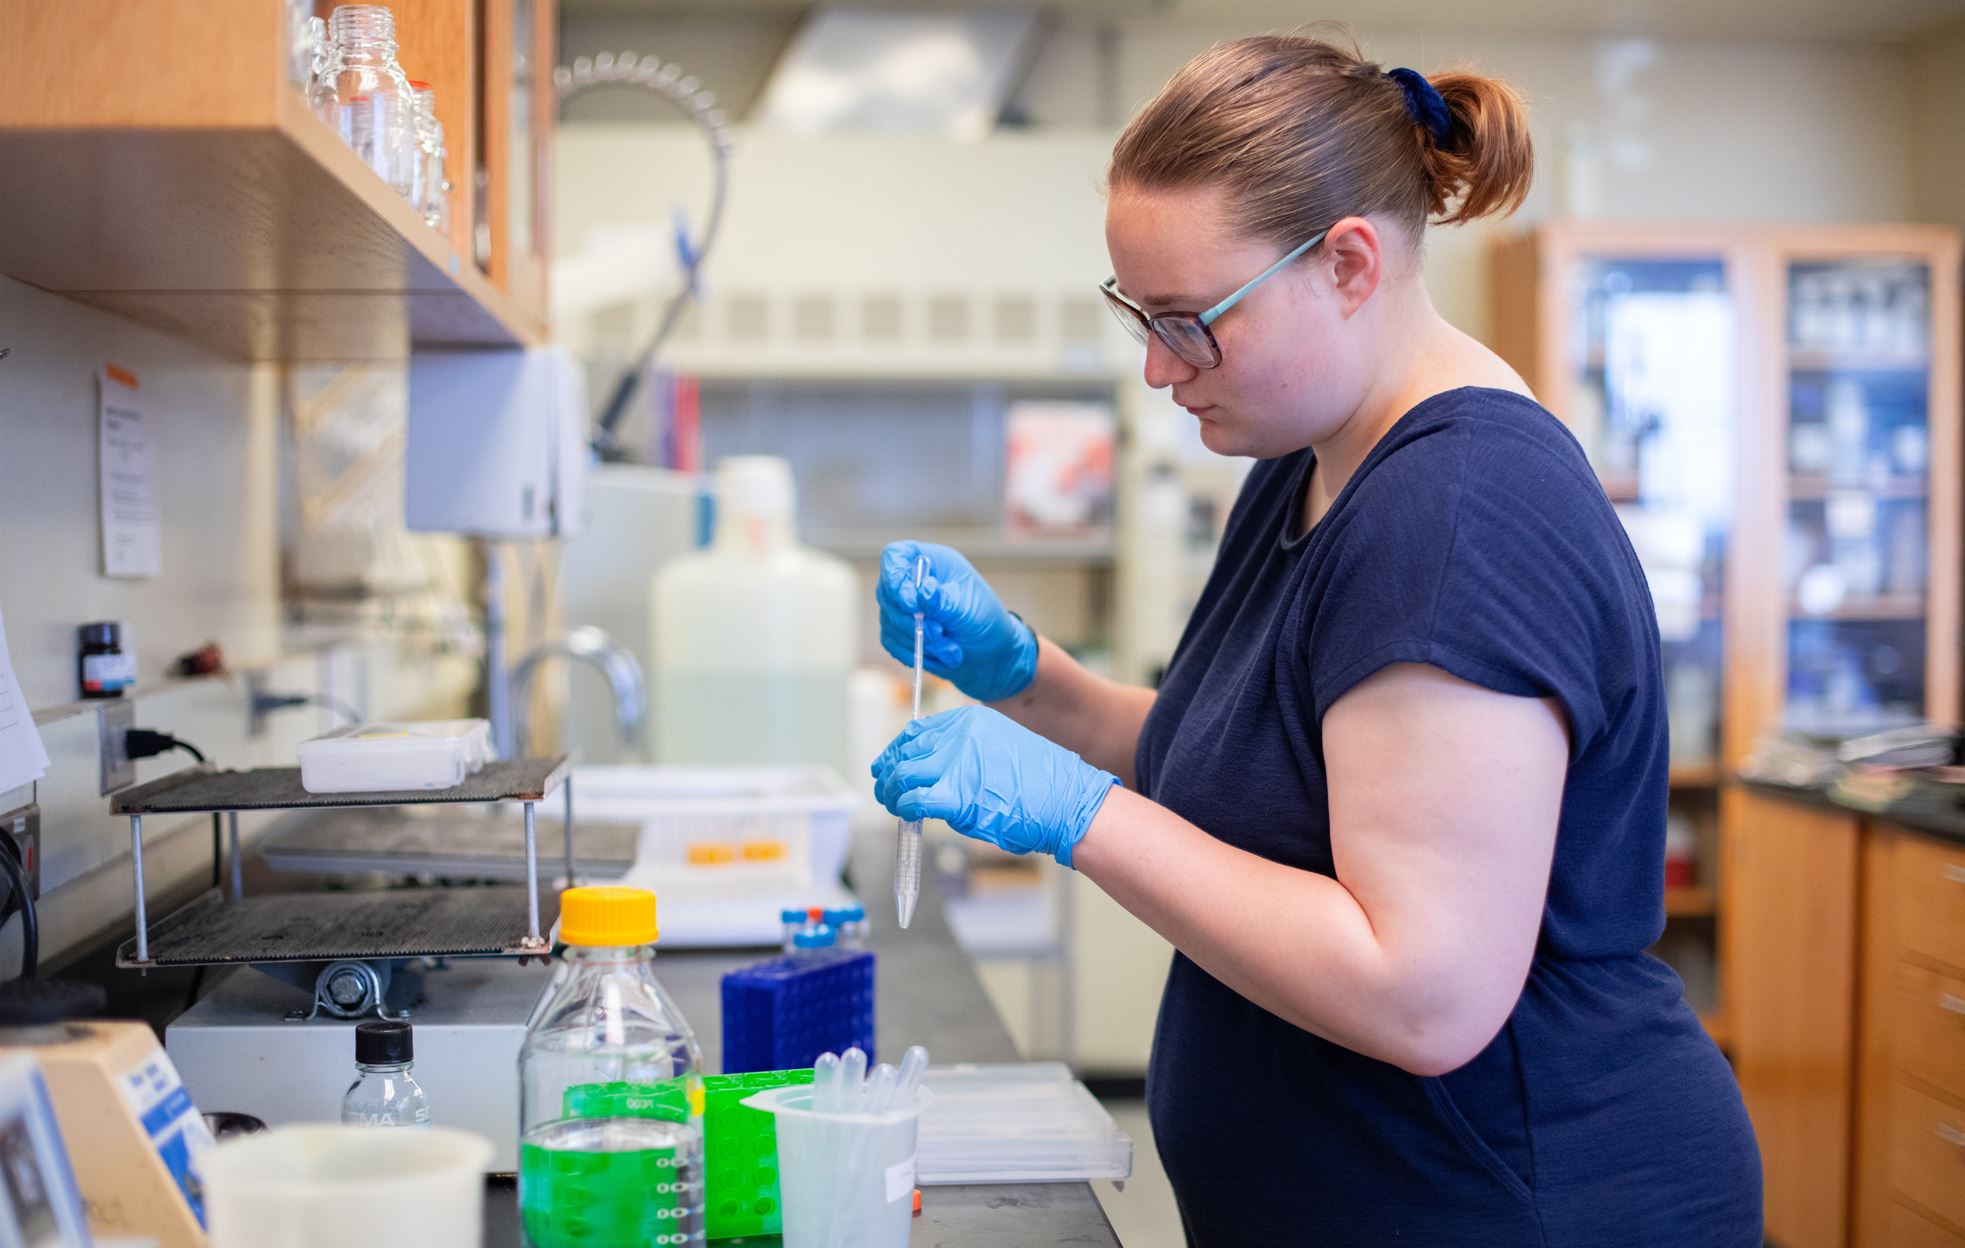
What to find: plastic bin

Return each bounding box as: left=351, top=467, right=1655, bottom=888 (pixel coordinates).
left=741, top=1084, right=929, bottom=1248
left=202, top=1124, right=492, bottom=1248
left=572, top=764, right=856, bottom=883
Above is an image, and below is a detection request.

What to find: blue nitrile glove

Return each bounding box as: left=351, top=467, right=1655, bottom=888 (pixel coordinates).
left=878, top=542, right=1039, bottom=703
left=870, top=706, right=1119, bottom=868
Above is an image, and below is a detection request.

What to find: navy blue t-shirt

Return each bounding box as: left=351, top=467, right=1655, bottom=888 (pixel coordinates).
left=1137, top=387, right=1762, bottom=1247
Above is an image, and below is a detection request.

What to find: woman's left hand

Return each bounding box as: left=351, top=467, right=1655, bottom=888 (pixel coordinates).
left=870, top=706, right=1121, bottom=867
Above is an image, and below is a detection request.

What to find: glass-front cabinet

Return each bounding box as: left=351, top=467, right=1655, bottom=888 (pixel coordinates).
left=1549, top=245, right=1740, bottom=1027
left=1564, top=255, right=1736, bottom=779
left=1779, top=255, right=1947, bottom=734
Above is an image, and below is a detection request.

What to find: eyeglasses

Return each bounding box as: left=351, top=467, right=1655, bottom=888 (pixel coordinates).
left=1099, top=228, right=1331, bottom=369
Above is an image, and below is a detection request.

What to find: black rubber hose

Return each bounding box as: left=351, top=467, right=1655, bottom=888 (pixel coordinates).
left=0, top=845, right=39, bottom=980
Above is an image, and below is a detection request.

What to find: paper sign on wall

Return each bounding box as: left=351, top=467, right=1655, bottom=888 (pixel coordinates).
left=98, top=364, right=162, bottom=579
left=0, top=601, right=50, bottom=795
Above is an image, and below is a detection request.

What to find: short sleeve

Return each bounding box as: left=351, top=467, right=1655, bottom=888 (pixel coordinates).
left=1301, top=420, right=1645, bottom=755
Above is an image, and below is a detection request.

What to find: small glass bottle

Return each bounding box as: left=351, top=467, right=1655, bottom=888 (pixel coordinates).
left=341, top=1019, right=431, bottom=1127
left=318, top=6, right=418, bottom=197
left=285, top=0, right=319, bottom=90
left=790, top=926, right=837, bottom=962
left=406, top=82, right=435, bottom=222
left=822, top=906, right=869, bottom=950
left=779, top=906, right=805, bottom=955
left=77, top=622, right=135, bottom=700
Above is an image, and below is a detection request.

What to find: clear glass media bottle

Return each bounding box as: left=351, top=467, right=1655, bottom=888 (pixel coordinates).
left=520, top=887, right=706, bottom=1248
left=341, top=1019, right=430, bottom=1127
left=406, top=81, right=450, bottom=230
left=315, top=5, right=418, bottom=196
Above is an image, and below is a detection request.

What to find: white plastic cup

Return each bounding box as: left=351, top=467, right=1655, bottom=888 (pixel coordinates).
left=743, top=1085, right=931, bottom=1248
left=201, top=1124, right=493, bottom=1248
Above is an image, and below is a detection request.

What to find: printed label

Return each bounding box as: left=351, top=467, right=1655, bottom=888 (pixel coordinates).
left=118, top=1052, right=215, bottom=1228
left=885, top=1155, right=916, bottom=1204
left=81, top=653, right=135, bottom=692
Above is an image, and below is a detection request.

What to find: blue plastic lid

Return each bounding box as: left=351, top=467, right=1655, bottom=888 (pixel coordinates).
left=792, top=925, right=837, bottom=949
left=780, top=907, right=806, bottom=924
left=841, top=905, right=867, bottom=922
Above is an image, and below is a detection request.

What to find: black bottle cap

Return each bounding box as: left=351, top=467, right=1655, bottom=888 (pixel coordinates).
left=355, top=1019, right=413, bottom=1065
left=77, top=622, right=119, bottom=649
left=0, top=980, right=107, bottom=1026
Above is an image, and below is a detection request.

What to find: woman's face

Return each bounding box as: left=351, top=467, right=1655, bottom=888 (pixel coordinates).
left=1104, top=183, right=1376, bottom=459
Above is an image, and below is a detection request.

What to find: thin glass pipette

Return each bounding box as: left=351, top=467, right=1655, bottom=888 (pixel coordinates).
left=895, top=555, right=928, bottom=929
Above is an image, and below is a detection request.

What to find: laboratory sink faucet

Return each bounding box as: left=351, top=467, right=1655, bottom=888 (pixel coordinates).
left=508, top=626, right=647, bottom=758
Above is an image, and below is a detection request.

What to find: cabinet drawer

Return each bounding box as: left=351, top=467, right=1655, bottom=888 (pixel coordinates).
left=1895, top=833, right=1965, bottom=973
left=1888, top=1082, right=1965, bottom=1230
left=1883, top=1200, right=1965, bottom=1248
left=1892, top=962, right=1965, bottom=1099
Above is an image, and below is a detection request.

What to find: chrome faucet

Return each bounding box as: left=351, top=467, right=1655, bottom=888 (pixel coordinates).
left=509, top=626, right=647, bottom=757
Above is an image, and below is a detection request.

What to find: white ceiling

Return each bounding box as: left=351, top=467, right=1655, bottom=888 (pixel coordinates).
left=560, top=0, right=1965, bottom=43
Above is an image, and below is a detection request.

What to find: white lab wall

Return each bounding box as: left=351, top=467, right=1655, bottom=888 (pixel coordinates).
left=1911, top=22, right=1965, bottom=234
left=0, top=275, right=478, bottom=971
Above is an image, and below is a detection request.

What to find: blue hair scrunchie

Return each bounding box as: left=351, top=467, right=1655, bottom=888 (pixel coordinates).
left=1387, top=67, right=1451, bottom=144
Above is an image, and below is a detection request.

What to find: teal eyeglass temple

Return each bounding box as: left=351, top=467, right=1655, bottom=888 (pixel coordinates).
left=1101, top=225, right=1331, bottom=368
left=1198, top=227, right=1331, bottom=324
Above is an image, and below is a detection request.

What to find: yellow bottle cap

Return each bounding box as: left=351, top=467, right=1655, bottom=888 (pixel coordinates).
left=559, top=886, right=659, bottom=947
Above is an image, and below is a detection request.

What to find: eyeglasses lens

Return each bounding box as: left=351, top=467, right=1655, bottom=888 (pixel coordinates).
left=1153, top=316, right=1220, bottom=368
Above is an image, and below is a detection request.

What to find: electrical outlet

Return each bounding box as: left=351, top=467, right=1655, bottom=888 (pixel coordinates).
left=0, top=804, right=38, bottom=900
left=98, top=699, right=134, bottom=794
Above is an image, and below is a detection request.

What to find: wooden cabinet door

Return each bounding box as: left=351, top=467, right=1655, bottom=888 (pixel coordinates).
left=1722, top=787, right=1863, bottom=1248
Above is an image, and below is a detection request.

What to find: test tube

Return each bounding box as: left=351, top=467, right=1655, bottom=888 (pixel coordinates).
left=864, top=1064, right=898, bottom=1114
left=895, top=555, right=929, bottom=929
left=839, top=1047, right=868, bottom=1111
left=893, top=1044, right=929, bottom=1111
left=813, top=1051, right=841, bottom=1113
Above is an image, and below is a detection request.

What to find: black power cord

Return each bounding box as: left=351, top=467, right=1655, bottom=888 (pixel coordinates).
left=0, top=839, right=37, bottom=980
left=123, top=729, right=206, bottom=764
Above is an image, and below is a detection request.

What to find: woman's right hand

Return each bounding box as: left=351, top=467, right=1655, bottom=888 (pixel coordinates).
left=878, top=541, right=1038, bottom=703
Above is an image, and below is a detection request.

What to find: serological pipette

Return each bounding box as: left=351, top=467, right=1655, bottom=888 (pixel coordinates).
left=895, top=555, right=929, bottom=929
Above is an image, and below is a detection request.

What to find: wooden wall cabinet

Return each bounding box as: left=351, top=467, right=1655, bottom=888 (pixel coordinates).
left=1723, top=787, right=1863, bottom=1248
left=1855, top=823, right=1965, bottom=1246
left=0, top=0, right=552, bottom=361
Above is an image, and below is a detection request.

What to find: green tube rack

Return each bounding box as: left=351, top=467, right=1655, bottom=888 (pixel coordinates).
left=704, top=1067, right=815, bottom=1241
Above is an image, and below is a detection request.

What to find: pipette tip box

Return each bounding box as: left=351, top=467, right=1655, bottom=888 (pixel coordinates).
left=720, top=951, right=875, bottom=1075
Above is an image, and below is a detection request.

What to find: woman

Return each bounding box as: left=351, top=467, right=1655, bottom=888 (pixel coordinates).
left=870, top=34, right=1762, bottom=1247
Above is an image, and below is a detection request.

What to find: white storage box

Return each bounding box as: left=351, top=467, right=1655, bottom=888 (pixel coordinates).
left=298, top=720, right=495, bottom=794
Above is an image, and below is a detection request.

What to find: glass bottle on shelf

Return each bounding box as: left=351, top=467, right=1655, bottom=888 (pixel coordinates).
left=286, top=0, right=322, bottom=92
left=316, top=5, right=418, bottom=199
left=406, top=83, right=449, bottom=232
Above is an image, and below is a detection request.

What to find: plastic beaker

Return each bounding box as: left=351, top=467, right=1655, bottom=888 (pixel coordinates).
left=201, top=1124, right=492, bottom=1248
left=741, top=1085, right=930, bottom=1248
